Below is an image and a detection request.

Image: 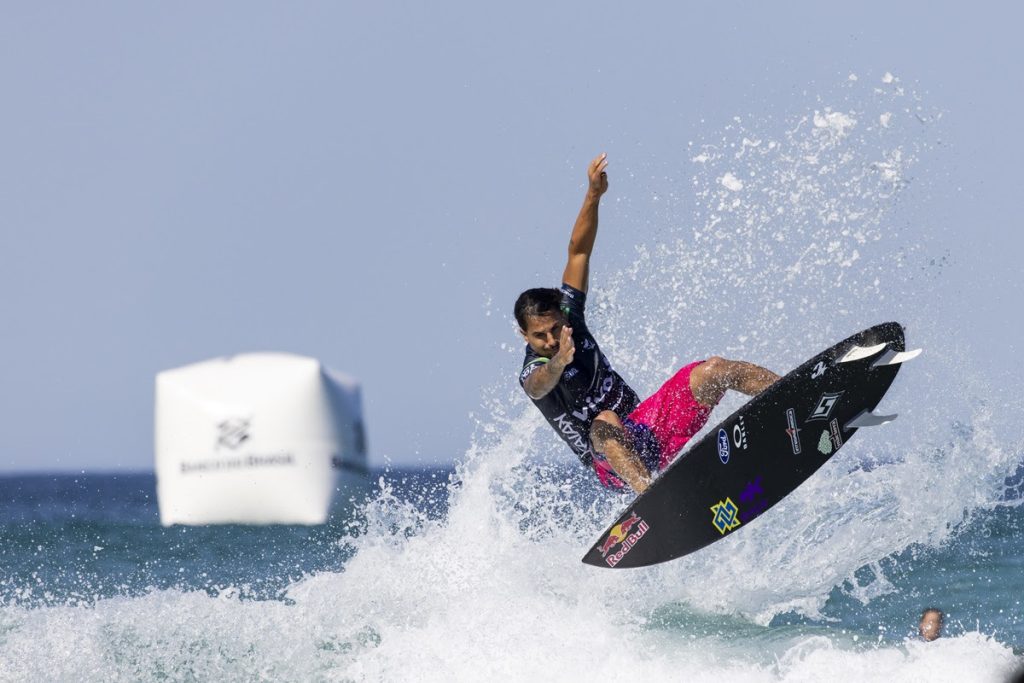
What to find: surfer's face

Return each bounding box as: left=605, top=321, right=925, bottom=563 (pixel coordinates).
left=520, top=313, right=566, bottom=358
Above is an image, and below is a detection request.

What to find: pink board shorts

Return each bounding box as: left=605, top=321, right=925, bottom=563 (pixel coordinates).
left=591, top=360, right=720, bottom=489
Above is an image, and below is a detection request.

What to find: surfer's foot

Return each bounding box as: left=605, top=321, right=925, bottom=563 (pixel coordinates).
left=690, top=357, right=780, bottom=406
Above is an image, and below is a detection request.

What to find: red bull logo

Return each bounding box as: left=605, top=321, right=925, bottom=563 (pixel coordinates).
left=598, top=512, right=650, bottom=567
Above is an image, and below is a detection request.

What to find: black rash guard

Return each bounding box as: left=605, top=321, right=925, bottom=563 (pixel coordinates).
left=519, top=284, right=640, bottom=466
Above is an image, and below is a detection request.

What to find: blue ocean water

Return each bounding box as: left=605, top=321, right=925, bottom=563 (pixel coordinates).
left=1, top=466, right=1022, bottom=681
left=0, top=471, right=447, bottom=607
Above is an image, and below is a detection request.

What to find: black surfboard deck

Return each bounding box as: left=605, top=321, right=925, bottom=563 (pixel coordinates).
left=582, top=322, right=913, bottom=569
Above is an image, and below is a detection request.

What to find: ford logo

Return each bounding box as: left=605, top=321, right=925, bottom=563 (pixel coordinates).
left=717, top=429, right=730, bottom=464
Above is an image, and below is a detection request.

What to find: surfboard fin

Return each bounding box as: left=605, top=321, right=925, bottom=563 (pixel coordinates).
left=838, top=343, right=887, bottom=363
left=845, top=409, right=898, bottom=430
left=870, top=348, right=922, bottom=367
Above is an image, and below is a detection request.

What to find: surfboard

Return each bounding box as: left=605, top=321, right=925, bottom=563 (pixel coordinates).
left=582, top=321, right=920, bottom=569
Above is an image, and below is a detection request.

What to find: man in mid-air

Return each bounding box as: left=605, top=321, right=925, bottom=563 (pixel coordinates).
left=515, top=153, right=779, bottom=494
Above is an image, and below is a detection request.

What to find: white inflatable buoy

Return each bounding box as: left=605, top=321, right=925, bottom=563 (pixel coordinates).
left=155, top=352, right=367, bottom=526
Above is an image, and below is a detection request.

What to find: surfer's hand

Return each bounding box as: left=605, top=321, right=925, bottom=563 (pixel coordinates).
left=587, top=153, right=608, bottom=197
left=551, top=325, right=575, bottom=371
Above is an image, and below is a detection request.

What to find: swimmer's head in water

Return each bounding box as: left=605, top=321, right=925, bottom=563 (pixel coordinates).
left=919, top=608, right=943, bottom=641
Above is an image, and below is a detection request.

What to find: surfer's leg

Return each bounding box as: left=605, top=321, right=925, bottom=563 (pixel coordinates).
left=590, top=412, right=652, bottom=494
left=618, top=359, right=778, bottom=475
left=689, top=356, right=780, bottom=407
left=625, top=361, right=713, bottom=472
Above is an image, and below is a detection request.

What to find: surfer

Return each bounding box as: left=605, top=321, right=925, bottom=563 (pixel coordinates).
left=515, top=153, right=779, bottom=494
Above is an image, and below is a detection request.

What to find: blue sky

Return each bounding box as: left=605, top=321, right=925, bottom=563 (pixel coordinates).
left=2, top=2, right=1021, bottom=471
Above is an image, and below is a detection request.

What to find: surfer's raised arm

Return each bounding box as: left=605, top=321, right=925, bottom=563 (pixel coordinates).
left=561, top=153, right=609, bottom=293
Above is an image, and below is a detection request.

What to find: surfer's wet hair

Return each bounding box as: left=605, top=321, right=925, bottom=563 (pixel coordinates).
left=514, top=288, right=563, bottom=329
